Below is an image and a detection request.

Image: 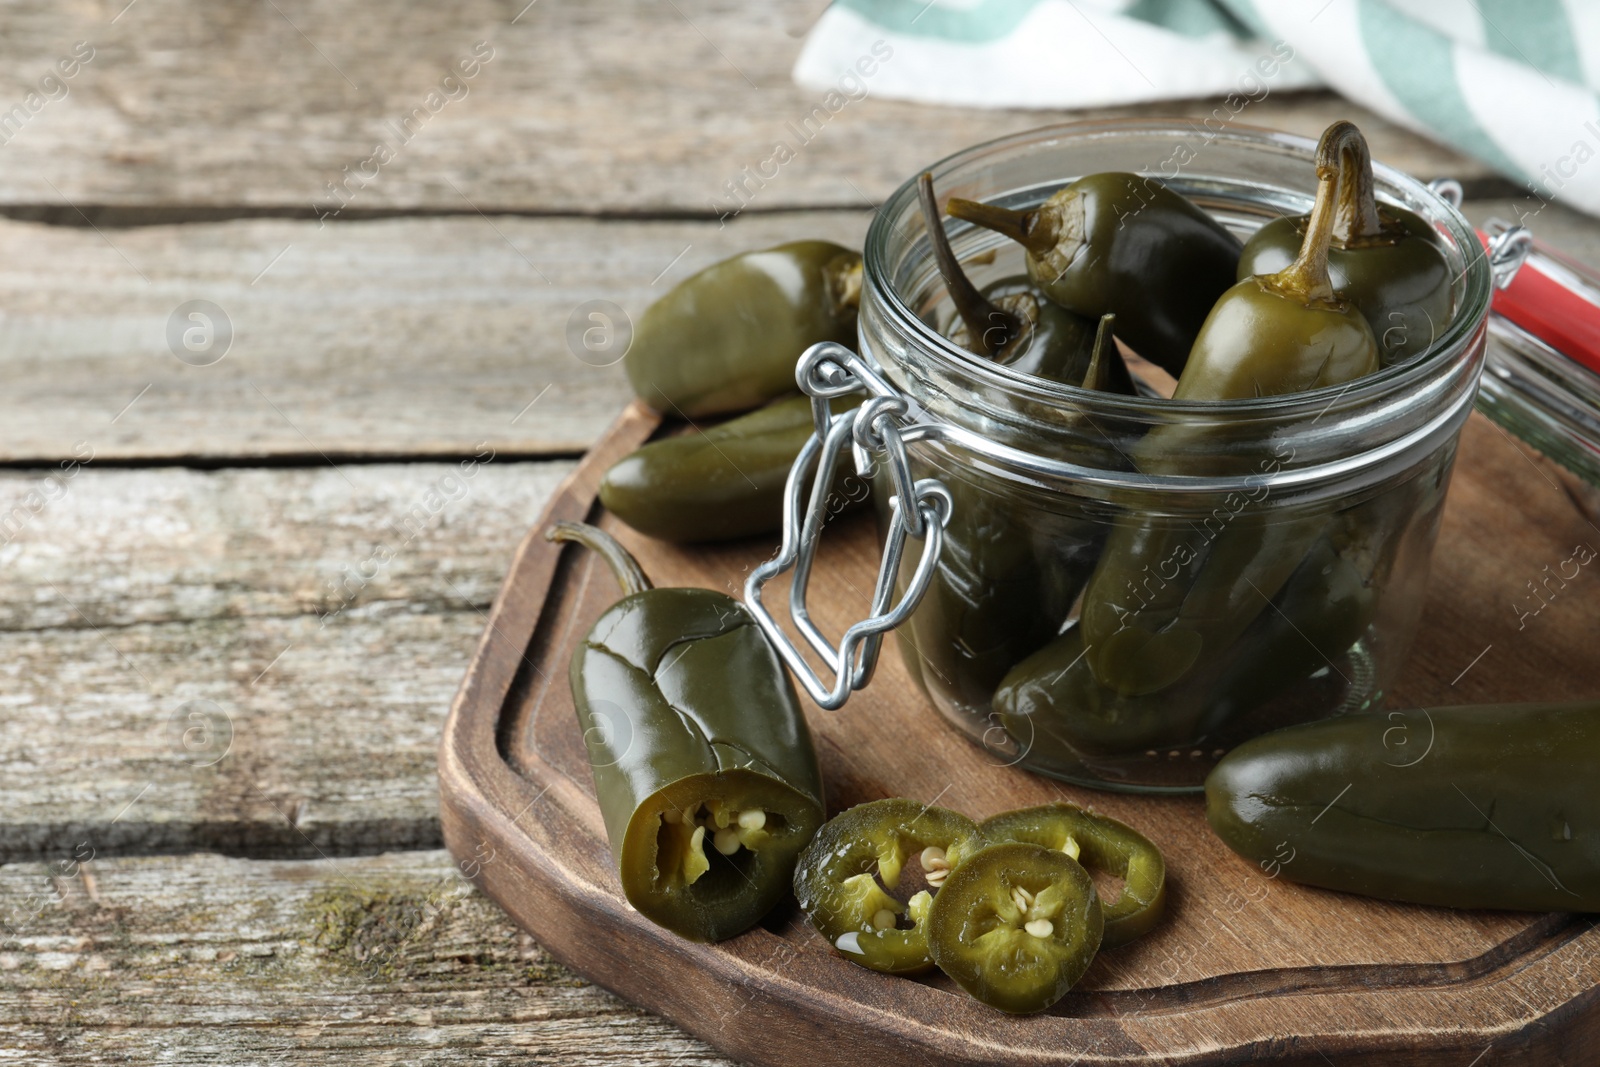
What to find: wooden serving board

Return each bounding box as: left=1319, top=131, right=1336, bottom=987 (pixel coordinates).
left=440, top=401, right=1600, bottom=1067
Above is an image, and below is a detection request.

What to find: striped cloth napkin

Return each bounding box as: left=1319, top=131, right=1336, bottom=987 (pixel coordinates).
left=796, top=0, right=1600, bottom=216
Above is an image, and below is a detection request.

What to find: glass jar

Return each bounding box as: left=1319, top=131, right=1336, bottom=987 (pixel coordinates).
left=852, top=121, right=1500, bottom=793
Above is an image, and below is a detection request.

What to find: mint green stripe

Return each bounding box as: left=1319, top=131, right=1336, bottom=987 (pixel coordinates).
left=831, top=0, right=1044, bottom=43
left=1478, top=0, right=1584, bottom=84
left=1358, top=0, right=1528, bottom=181
left=1125, top=0, right=1251, bottom=39
left=1213, top=0, right=1268, bottom=38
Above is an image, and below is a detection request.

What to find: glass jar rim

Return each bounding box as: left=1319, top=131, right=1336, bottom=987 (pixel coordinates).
left=861, top=118, right=1493, bottom=425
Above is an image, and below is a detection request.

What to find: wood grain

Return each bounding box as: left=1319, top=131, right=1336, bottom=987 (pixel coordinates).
left=0, top=848, right=735, bottom=1066
left=0, top=1, right=1498, bottom=217
left=0, top=212, right=869, bottom=463
left=2, top=198, right=1596, bottom=466
left=1391, top=415, right=1600, bottom=707
left=441, top=404, right=1600, bottom=1067
left=0, top=460, right=570, bottom=862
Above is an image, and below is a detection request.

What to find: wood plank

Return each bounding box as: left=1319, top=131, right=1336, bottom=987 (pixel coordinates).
left=0, top=1, right=1500, bottom=216
left=0, top=211, right=869, bottom=463
left=8, top=199, right=1597, bottom=467
left=0, top=460, right=571, bottom=862
left=0, top=848, right=735, bottom=1066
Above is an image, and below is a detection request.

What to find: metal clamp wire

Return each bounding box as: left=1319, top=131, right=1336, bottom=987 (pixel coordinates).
left=745, top=342, right=951, bottom=710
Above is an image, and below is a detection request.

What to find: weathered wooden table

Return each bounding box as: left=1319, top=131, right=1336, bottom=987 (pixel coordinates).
left=2, top=3, right=1595, bottom=1063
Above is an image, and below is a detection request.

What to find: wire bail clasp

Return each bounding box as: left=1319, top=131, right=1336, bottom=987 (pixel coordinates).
left=1428, top=178, right=1532, bottom=290
left=743, top=342, right=950, bottom=710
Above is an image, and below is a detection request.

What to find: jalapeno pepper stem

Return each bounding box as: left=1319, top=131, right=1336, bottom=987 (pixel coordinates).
left=1082, top=313, right=1117, bottom=391
left=1261, top=161, right=1340, bottom=307
left=1321, top=119, right=1384, bottom=245
left=546, top=520, right=654, bottom=596
left=917, top=173, right=1021, bottom=358
left=946, top=197, right=1058, bottom=257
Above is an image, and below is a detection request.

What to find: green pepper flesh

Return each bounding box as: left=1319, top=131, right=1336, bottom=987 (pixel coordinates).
left=1207, top=702, right=1600, bottom=911
left=926, top=842, right=1104, bottom=1013
left=552, top=522, right=824, bottom=942
left=794, top=798, right=986, bottom=974
left=625, top=240, right=861, bottom=418
left=980, top=803, right=1165, bottom=947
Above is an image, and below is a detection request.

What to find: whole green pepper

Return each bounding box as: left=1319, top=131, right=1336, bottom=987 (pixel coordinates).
left=1196, top=529, right=1376, bottom=732
left=1207, top=702, right=1600, bottom=911
left=1237, top=121, right=1452, bottom=365
left=918, top=171, right=1118, bottom=387
left=793, top=798, right=986, bottom=975
left=993, top=523, right=1379, bottom=763
left=1077, top=124, right=1380, bottom=701
left=947, top=172, right=1241, bottom=376
left=547, top=521, right=824, bottom=942
left=896, top=175, right=1134, bottom=712
left=980, top=804, right=1166, bottom=948
left=599, top=394, right=865, bottom=544
left=954, top=276, right=1109, bottom=385
left=625, top=240, right=862, bottom=418
left=994, top=623, right=1216, bottom=758
left=926, top=842, right=1104, bottom=1014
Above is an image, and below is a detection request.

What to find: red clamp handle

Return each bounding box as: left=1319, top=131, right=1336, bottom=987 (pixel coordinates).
left=1481, top=230, right=1600, bottom=376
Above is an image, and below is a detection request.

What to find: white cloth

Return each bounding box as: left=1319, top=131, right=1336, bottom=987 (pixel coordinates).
left=795, top=0, right=1600, bottom=216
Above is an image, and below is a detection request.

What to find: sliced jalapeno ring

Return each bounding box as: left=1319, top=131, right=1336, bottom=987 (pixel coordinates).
left=926, top=842, right=1104, bottom=1014
left=793, top=798, right=985, bottom=975
left=980, top=803, right=1166, bottom=948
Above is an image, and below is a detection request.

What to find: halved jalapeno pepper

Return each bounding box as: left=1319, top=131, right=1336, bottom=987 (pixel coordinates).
left=548, top=522, right=824, bottom=943
left=980, top=803, right=1165, bottom=948
left=793, top=798, right=985, bottom=974
left=926, top=842, right=1104, bottom=1014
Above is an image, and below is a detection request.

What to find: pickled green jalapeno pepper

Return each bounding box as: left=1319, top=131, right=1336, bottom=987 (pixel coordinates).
left=918, top=172, right=1117, bottom=387
left=926, top=842, right=1104, bottom=1013
left=599, top=393, right=865, bottom=544
left=793, top=798, right=986, bottom=974
left=947, top=172, right=1241, bottom=376
left=1077, top=128, right=1380, bottom=702
left=919, top=171, right=1027, bottom=362
left=895, top=474, right=1068, bottom=712
left=1198, top=530, right=1375, bottom=731
left=900, top=175, right=1133, bottom=711
left=892, top=320, right=1131, bottom=712
left=957, top=277, right=1118, bottom=386
left=548, top=521, right=824, bottom=942
left=625, top=240, right=862, bottom=418
left=994, top=522, right=1379, bottom=760
left=1237, top=121, right=1452, bottom=364
left=980, top=804, right=1166, bottom=948
left=1207, top=702, right=1600, bottom=911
